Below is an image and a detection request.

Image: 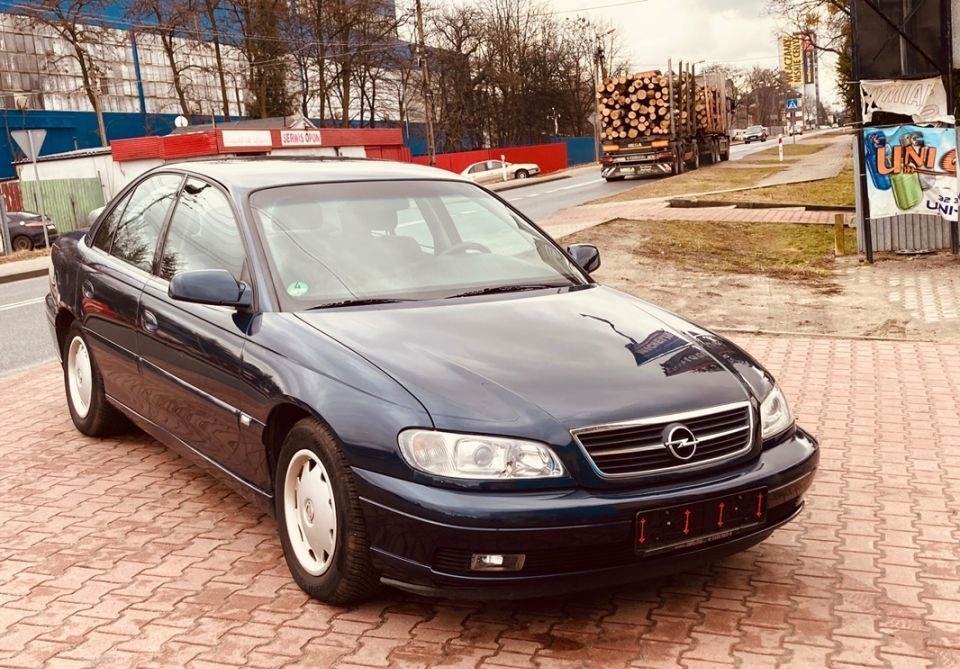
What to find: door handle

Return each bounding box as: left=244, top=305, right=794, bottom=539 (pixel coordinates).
left=142, top=310, right=158, bottom=333
left=81, top=280, right=94, bottom=299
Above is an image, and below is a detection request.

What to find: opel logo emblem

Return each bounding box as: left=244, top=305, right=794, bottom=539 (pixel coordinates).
left=663, top=423, right=698, bottom=461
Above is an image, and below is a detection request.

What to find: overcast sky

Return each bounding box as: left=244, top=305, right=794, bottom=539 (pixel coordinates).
left=538, top=0, right=841, bottom=107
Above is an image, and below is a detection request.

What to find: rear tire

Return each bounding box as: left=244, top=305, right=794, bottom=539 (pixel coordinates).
left=275, top=418, right=380, bottom=605
left=63, top=322, right=127, bottom=437
left=672, top=152, right=685, bottom=175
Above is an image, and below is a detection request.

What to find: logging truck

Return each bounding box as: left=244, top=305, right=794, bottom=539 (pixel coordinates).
left=597, top=63, right=733, bottom=181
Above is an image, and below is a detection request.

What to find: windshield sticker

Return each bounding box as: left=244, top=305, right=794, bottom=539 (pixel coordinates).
left=287, top=281, right=309, bottom=297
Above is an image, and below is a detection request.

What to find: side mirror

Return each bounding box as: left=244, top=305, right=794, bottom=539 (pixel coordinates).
left=169, top=269, right=252, bottom=309
left=566, top=243, right=601, bottom=273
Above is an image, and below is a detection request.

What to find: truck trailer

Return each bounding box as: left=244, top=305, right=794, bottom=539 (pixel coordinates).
left=598, top=62, right=733, bottom=181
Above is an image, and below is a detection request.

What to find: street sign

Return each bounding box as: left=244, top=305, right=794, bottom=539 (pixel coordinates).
left=10, top=129, right=46, bottom=160
left=785, top=98, right=800, bottom=112
left=11, top=129, right=52, bottom=248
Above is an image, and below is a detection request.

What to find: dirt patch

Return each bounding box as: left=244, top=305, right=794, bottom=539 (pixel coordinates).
left=565, top=220, right=960, bottom=343
left=0, top=249, right=48, bottom=265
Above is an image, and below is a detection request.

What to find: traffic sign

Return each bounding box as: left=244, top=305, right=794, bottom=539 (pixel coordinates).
left=785, top=98, right=800, bottom=111
left=10, top=129, right=46, bottom=160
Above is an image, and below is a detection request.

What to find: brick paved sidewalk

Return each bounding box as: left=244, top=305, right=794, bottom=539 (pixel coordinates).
left=1, top=335, right=959, bottom=669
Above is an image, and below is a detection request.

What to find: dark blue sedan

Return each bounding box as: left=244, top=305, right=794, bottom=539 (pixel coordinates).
left=46, top=158, right=817, bottom=604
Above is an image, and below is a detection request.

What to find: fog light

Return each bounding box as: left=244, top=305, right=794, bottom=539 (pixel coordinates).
left=469, top=553, right=526, bottom=572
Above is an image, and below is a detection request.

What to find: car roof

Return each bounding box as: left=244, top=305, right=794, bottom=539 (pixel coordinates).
left=158, top=157, right=467, bottom=191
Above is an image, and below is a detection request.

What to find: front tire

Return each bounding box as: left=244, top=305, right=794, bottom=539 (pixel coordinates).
left=515, top=169, right=529, bottom=179
left=275, top=419, right=380, bottom=605
left=63, top=322, right=127, bottom=437
left=12, top=235, right=32, bottom=252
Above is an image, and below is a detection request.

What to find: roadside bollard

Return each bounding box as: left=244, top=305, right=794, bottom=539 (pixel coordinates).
left=835, top=213, right=846, bottom=256
left=778, top=135, right=784, bottom=162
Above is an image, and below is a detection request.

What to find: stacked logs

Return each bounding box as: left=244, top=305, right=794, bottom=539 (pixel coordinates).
left=597, top=69, right=710, bottom=142
left=695, top=84, right=723, bottom=134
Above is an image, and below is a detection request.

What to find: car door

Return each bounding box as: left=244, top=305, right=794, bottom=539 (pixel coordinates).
left=475, top=160, right=504, bottom=184
left=80, top=173, right=182, bottom=413
left=137, top=177, right=264, bottom=486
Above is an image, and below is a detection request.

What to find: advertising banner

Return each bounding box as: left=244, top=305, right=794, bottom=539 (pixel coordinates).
left=780, top=35, right=802, bottom=87
left=863, top=125, right=958, bottom=221
left=801, top=34, right=815, bottom=85
left=860, top=78, right=954, bottom=124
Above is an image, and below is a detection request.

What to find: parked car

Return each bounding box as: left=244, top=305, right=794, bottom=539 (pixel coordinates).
left=743, top=125, right=768, bottom=143
left=461, top=159, right=540, bottom=183
left=789, top=124, right=804, bottom=136
left=3, top=210, right=59, bottom=251
left=46, top=157, right=818, bottom=604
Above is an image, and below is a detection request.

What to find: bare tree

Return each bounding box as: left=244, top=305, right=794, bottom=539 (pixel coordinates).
left=766, top=0, right=849, bottom=56
left=132, top=0, right=198, bottom=116
left=425, top=3, right=485, bottom=149
left=191, top=0, right=233, bottom=120
left=738, top=66, right=800, bottom=127
left=224, top=0, right=293, bottom=118
left=16, top=0, right=116, bottom=145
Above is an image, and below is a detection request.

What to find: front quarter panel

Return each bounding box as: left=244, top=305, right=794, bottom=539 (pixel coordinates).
left=239, top=313, right=433, bottom=486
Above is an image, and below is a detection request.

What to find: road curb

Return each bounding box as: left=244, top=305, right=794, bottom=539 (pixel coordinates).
left=668, top=197, right=856, bottom=213
left=0, top=266, right=47, bottom=285
left=489, top=173, right=571, bottom=192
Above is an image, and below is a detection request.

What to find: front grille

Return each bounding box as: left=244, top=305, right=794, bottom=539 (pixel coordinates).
left=573, top=402, right=754, bottom=478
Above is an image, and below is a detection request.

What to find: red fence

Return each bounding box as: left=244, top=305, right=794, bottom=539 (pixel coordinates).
left=412, top=143, right=568, bottom=176
left=1, top=180, right=23, bottom=212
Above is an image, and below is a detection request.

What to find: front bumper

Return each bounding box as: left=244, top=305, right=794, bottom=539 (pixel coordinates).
left=356, top=428, right=818, bottom=599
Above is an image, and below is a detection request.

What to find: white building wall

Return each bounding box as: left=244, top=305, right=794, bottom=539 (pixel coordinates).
left=0, top=11, right=410, bottom=126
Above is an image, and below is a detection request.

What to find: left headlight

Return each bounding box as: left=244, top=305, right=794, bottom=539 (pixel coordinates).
left=759, top=384, right=794, bottom=441
left=398, top=429, right=565, bottom=480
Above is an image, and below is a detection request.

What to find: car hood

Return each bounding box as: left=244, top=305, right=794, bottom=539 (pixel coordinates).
left=295, top=286, right=754, bottom=441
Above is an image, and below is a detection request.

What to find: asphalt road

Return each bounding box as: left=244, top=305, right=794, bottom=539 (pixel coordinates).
left=0, top=275, right=56, bottom=377
left=507, top=138, right=784, bottom=222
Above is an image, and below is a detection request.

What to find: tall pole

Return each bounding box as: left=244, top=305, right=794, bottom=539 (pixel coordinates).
left=414, top=0, right=437, bottom=166
left=850, top=0, right=874, bottom=263
left=27, top=131, right=51, bottom=249
left=593, top=46, right=601, bottom=163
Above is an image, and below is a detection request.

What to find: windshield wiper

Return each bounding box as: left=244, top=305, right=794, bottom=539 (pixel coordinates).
left=446, top=283, right=570, bottom=299
left=307, top=298, right=414, bottom=310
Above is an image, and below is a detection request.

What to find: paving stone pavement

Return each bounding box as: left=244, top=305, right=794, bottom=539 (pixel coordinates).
left=2, top=334, right=959, bottom=669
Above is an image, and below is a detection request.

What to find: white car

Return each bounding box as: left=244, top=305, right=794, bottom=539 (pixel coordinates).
left=461, top=159, right=540, bottom=184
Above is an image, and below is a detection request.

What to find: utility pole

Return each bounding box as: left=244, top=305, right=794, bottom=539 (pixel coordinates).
left=414, top=0, right=437, bottom=166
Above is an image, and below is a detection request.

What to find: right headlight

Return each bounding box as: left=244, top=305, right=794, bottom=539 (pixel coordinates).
left=759, top=384, right=795, bottom=441
left=398, top=429, right=565, bottom=480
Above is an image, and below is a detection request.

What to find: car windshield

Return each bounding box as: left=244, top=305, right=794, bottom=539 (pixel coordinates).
left=249, top=179, right=586, bottom=309
left=746, top=126, right=762, bottom=132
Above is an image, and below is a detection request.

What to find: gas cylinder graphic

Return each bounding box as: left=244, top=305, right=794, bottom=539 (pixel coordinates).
left=890, top=130, right=923, bottom=210
left=864, top=130, right=891, bottom=190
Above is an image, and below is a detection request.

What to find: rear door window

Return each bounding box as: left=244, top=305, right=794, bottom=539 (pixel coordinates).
left=110, top=174, right=182, bottom=272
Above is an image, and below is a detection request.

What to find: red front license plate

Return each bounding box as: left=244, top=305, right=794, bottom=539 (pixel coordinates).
left=635, top=488, right=767, bottom=554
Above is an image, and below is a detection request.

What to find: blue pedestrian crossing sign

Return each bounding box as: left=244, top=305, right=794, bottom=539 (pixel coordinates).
left=785, top=98, right=800, bottom=111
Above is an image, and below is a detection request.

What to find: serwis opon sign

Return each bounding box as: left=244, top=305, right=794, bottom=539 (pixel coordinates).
left=280, top=130, right=322, bottom=147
